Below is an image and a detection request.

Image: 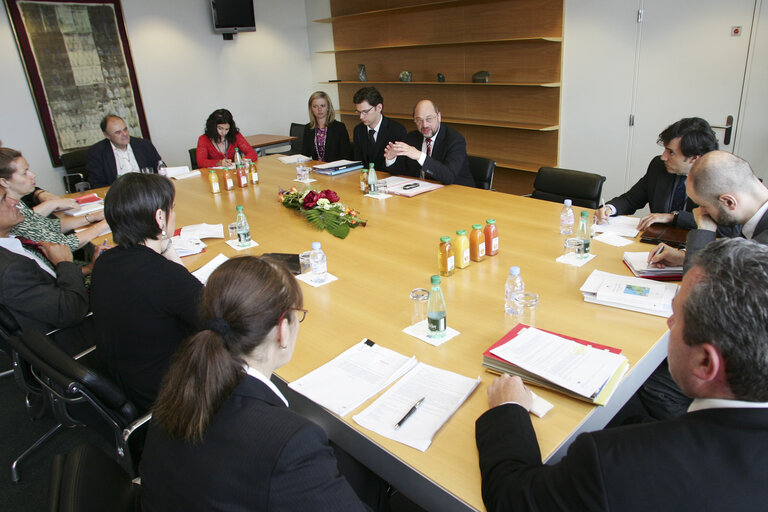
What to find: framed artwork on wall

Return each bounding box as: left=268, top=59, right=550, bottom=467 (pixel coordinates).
left=4, top=0, right=150, bottom=165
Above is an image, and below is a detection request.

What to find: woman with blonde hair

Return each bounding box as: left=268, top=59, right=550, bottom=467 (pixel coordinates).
left=140, top=256, right=369, bottom=511
left=301, top=91, right=351, bottom=162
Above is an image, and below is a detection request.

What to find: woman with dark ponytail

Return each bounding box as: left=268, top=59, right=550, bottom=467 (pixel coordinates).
left=140, top=256, right=369, bottom=511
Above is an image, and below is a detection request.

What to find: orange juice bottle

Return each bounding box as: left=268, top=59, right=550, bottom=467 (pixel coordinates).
left=454, top=229, right=470, bottom=269
left=236, top=164, right=248, bottom=188
left=484, top=219, right=499, bottom=256
left=208, top=169, right=220, bottom=194
left=469, top=224, right=486, bottom=262
left=223, top=167, right=235, bottom=190
left=249, top=160, right=259, bottom=184
left=438, top=236, right=455, bottom=277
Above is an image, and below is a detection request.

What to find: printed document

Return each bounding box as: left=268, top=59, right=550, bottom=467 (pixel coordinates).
left=593, top=215, right=640, bottom=238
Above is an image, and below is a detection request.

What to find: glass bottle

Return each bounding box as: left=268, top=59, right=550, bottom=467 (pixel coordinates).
left=234, top=147, right=243, bottom=165
left=367, top=163, right=378, bottom=194
left=208, top=169, right=220, bottom=194
left=236, top=164, right=248, bottom=188
left=249, top=160, right=259, bottom=184
left=469, top=224, right=486, bottom=262
left=576, top=210, right=591, bottom=258
left=484, top=219, right=499, bottom=256
left=427, top=275, right=446, bottom=338
left=157, top=159, right=167, bottom=177
left=235, top=205, right=251, bottom=247
left=360, top=167, right=369, bottom=193
left=560, top=199, right=575, bottom=235
left=438, top=236, right=455, bottom=277
left=505, top=266, right=525, bottom=314
left=223, top=167, right=235, bottom=191
left=454, top=229, right=470, bottom=269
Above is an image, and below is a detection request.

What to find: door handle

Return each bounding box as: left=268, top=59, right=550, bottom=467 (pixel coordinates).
left=710, top=115, right=734, bottom=145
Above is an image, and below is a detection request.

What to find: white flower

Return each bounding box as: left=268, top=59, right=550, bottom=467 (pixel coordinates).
left=317, top=198, right=330, bottom=207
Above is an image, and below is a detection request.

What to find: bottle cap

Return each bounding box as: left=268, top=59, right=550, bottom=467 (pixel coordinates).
left=580, top=210, right=589, bottom=217
left=312, top=242, right=321, bottom=250
left=456, top=229, right=466, bottom=235
left=430, top=275, right=441, bottom=285
left=509, top=266, right=520, bottom=276
left=236, top=205, right=243, bottom=212
left=440, top=236, right=451, bottom=243
left=486, top=219, right=496, bottom=224
left=209, top=169, right=216, bottom=174
left=564, top=199, right=572, bottom=206
left=472, top=224, right=482, bottom=229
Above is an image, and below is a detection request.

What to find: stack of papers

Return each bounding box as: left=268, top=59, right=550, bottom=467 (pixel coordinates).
left=483, top=324, right=628, bottom=405
left=191, top=253, right=229, bottom=283
left=63, top=203, right=104, bottom=217
left=289, top=339, right=417, bottom=416
left=313, top=159, right=363, bottom=175
left=278, top=154, right=310, bottom=165
left=180, top=223, right=224, bottom=239
left=623, top=251, right=682, bottom=280
left=167, top=166, right=201, bottom=180
left=381, top=176, right=444, bottom=197
left=593, top=215, right=640, bottom=238
left=74, top=193, right=102, bottom=205
left=353, top=363, right=479, bottom=452
left=580, top=269, right=678, bottom=317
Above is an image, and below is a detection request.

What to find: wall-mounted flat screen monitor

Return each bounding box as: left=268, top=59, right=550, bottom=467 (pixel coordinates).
left=211, top=0, right=256, bottom=34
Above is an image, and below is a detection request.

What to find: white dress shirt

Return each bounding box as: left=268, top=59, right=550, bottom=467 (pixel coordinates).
left=111, top=141, right=140, bottom=176
left=244, top=365, right=289, bottom=407
left=0, top=235, right=56, bottom=276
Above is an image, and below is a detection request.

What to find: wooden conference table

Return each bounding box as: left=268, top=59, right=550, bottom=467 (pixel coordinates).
left=92, top=156, right=671, bottom=511
left=244, top=133, right=297, bottom=156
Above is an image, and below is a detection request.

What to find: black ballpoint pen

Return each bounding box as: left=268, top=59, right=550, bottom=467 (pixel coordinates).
left=394, top=397, right=426, bottom=430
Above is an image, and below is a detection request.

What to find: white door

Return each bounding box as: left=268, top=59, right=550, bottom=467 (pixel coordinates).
left=625, top=0, right=756, bottom=188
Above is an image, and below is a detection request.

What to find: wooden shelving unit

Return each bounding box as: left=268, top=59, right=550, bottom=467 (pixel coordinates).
left=321, top=0, right=563, bottom=187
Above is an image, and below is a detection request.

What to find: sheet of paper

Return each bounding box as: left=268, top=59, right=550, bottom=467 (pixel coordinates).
left=353, top=363, right=480, bottom=451
left=402, top=319, right=460, bottom=347
left=289, top=339, right=418, bottom=416
left=171, top=235, right=206, bottom=257
left=490, top=327, right=627, bottom=399
left=555, top=252, right=596, bottom=267
left=594, top=232, right=634, bottom=247
left=164, top=166, right=190, bottom=178
left=63, top=203, right=104, bottom=216
left=181, top=223, right=224, bottom=239
left=593, top=215, right=640, bottom=238
left=225, top=239, right=259, bottom=251
left=278, top=154, right=310, bottom=165
left=171, top=170, right=201, bottom=180
left=191, top=253, right=228, bottom=284
left=296, top=272, right=338, bottom=287
left=623, top=251, right=682, bottom=274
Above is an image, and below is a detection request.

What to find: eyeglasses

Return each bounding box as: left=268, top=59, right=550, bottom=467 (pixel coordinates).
left=278, top=307, right=308, bottom=325
left=414, top=115, right=437, bottom=125
left=355, top=106, right=374, bottom=117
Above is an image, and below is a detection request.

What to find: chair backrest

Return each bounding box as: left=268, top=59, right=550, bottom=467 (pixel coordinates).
left=468, top=155, right=496, bottom=190
left=188, top=148, right=198, bottom=169
left=49, top=444, right=140, bottom=512
left=289, top=122, right=304, bottom=155
left=532, top=166, right=606, bottom=209
left=60, top=149, right=89, bottom=193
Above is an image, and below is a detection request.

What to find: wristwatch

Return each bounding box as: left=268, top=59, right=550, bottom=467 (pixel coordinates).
left=671, top=211, right=680, bottom=224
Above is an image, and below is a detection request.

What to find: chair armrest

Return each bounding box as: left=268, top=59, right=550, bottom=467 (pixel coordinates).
left=122, top=412, right=152, bottom=444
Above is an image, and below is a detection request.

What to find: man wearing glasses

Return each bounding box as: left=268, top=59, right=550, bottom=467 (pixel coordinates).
left=385, top=99, right=474, bottom=186
left=352, top=87, right=406, bottom=172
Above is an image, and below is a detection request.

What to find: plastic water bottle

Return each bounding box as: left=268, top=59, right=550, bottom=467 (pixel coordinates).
left=157, top=159, right=167, bottom=177
left=367, top=163, right=378, bottom=194
left=504, top=266, right=525, bottom=314
left=427, top=275, right=446, bottom=338
left=560, top=199, right=574, bottom=235
left=576, top=210, right=591, bottom=257
left=235, top=205, right=251, bottom=247
left=309, top=242, right=327, bottom=283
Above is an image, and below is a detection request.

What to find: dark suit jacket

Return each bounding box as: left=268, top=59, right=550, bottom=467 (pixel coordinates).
left=91, top=245, right=202, bottom=413
left=86, top=137, right=162, bottom=188
left=387, top=124, right=474, bottom=186
left=684, top=208, right=768, bottom=273
left=353, top=116, right=406, bottom=171
left=608, top=156, right=697, bottom=229
left=302, top=120, right=352, bottom=162
left=476, top=403, right=768, bottom=512
left=140, top=375, right=369, bottom=512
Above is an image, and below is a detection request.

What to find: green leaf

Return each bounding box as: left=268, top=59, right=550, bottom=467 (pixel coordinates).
left=303, top=208, right=325, bottom=231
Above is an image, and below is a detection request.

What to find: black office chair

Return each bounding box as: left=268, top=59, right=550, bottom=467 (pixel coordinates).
left=7, top=330, right=150, bottom=482
left=531, top=166, right=606, bottom=209
left=468, top=155, right=496, bottom=190
left=49, top=443, right=140, bottom=512
left=267, top=123, right=305, bottom=156
left=188, top=148, right=198, bottom=169
left=60, top=149, right=90, bottom=193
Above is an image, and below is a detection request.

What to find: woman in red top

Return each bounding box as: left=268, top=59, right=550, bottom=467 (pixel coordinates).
left=196, top=109, right=259, bottom=168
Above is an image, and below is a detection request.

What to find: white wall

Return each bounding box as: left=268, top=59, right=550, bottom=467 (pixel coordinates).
left=1, top=0, right=315, bottom=193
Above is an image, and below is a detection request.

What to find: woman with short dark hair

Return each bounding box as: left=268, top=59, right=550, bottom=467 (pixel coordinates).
left=195, top=108, right=259, bottom=168
left=91, top=173, right=202, bottom=413
left=140, top=256, right=369, bottom=511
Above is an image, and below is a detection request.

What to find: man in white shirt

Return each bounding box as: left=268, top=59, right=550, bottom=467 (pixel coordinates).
left=476, top=238, right=768, bottom=511
left=86, top=115, right=162, bottom=188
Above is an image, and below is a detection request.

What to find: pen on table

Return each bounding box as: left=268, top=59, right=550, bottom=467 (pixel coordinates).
left=394, top=397, right=425, bottom=430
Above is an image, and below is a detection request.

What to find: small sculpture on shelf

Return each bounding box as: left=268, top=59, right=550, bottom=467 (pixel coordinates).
left=437, top=73, right=446, bottom=82
left=399, top=70, right=413, bottom=82
left=357, top=64, right=367, bottom=82
left=472, top=70, right=491, bottom=83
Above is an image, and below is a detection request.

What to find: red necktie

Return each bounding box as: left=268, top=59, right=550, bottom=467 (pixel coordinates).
left=426, top=138, right=432, bottom=157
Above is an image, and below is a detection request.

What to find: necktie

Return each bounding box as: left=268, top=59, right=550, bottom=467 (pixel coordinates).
left=368, top=129, right=376, bottom=160
left=426, top=138, right=433, bottom=157
left=670, top=176, right=687, bottom=212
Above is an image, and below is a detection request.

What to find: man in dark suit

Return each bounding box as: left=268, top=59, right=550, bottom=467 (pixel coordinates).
left=86, top=115, right=162, bottom=188
left=0, top=191, right=91, bottom=354
left=352, top=87, right=406, bottom=172
left=476, top=237, right=768, bottom=512
left=595, top=117, right=718, bottom=231
left=385, top=99, right=475, bottom=186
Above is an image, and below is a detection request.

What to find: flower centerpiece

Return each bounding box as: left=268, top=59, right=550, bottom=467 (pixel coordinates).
left=278, top=187, right=367, bottom=239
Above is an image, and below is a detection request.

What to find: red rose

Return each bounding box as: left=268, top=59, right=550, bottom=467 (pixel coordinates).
left=319, top=189, right=340, bottom=203
left=302, top=191, right=320, bottom=209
